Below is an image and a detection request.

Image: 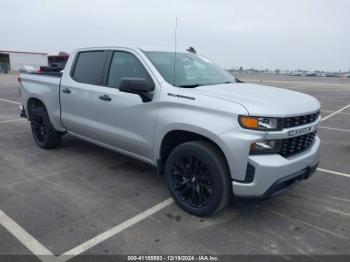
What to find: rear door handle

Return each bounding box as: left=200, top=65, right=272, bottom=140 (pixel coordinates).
left=62, top=88, right=71, bottom=94
left=99, top=95, right=112, bottom=102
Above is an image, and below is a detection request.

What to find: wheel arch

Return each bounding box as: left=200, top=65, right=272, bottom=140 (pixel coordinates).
left=157, top=128, right=231, bottom=176
left=27, top=97, right=46, bottom=120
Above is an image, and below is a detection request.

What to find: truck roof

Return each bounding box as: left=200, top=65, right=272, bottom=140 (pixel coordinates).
left=72, top=46, right=189, bottom=53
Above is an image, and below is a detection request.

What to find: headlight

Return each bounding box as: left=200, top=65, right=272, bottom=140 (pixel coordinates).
left=250, top=140, right=280, bottom=154
left=238, top=116, right=282, bottom=131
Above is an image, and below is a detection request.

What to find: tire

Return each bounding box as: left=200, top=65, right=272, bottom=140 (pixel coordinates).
left=30, top=106, right=62, bottom=149
left=165, top=141, right=232, bottom=216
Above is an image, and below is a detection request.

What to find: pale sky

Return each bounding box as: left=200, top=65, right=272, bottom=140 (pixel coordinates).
left=1, top=0, right=349, bottom=71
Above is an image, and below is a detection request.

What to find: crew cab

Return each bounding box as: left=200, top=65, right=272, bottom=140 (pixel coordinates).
left=19, top=47, right=321, bottom=216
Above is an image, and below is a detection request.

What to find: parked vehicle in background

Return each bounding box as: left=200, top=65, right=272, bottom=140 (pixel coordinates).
left=19, top=65, right=37, bottom=73
left=326, top=73, right=339, bottom=77
left=18, top=47, right=321, bottom=216
left=305, top=72, right=327, bottom=77
left=40, top=52, right=69, bottom=73
left=39, top=64, right=64, bottom=73
left=305, top=72, right=317, bottom=77
left=290, top=71, right=305, bottom=76
left=48, top=52, right=69, bottom=68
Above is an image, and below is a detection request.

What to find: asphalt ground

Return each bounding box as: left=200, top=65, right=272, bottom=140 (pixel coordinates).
left=0, top=73, right=349, bottom=261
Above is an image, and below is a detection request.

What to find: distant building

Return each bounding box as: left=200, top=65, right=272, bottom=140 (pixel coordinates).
left=0, top=50, right=48, bottom=73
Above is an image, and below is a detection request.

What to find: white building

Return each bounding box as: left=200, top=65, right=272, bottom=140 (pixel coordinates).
left=0, top=50, right=48, bottom=72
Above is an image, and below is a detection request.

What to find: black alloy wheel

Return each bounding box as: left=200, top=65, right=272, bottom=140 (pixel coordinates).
left=30, top=106, right=62, bottom=149
left=165, top=141, right=232, bottom=216
left=32, top=114, right=48, bottom=145
left=170, top=155, right=214, bottom=208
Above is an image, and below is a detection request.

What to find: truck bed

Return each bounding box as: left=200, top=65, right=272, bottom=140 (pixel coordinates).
left=19, top=72, right=63, bottom=130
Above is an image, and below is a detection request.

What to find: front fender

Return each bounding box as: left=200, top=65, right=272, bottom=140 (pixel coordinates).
left=154, top=123, right=241, bottom=177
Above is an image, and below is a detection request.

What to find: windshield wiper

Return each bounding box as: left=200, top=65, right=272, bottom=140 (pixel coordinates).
left=178, top=81, right=236, bottom=88
left=178, top=84, right=202, bottom=88
left=235, top=78, right=245, bottom=83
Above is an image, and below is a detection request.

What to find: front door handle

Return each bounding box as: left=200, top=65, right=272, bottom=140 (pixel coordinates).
left=99, top=95, right=112, bottom=102
left=62, top=88, right=71, bottom=94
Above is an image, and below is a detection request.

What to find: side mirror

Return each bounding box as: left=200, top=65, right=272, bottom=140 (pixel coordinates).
left=119, top=77, right=155, bottom=102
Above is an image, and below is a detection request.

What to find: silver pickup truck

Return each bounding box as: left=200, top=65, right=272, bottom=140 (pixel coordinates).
left=19, top=47, right=321, bottom=216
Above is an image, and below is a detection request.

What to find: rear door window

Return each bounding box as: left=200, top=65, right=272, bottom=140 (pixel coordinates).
left=72, top=51, right=107, bottom=85
left=107, top=51, right=151, bottom=88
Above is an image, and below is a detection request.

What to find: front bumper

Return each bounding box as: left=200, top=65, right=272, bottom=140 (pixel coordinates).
left=262, top=160, right=318, bottom=198
left=232, top=136, right=320, bottom=197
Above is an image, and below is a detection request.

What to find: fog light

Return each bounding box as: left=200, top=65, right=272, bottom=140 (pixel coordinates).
left=250, top=140, right=279, bottom=154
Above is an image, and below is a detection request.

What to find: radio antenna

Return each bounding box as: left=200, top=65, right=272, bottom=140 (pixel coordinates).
left=173, top=17, right=178, bottom=86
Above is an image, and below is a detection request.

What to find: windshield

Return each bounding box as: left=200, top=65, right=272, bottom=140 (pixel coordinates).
left=144, top=51, right=236, bottom=87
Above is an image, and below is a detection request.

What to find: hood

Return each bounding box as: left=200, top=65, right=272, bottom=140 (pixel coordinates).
left=186, top=83, right=320, bottom=117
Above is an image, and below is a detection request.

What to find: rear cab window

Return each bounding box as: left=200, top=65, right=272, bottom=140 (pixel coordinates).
left=71, top=51, right=108, bottom=85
